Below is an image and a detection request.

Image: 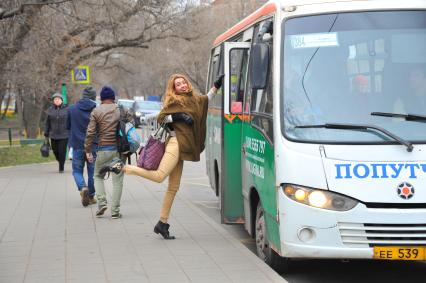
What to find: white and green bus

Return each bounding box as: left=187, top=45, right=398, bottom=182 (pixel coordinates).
left=205, top=0, right=426, bottom=272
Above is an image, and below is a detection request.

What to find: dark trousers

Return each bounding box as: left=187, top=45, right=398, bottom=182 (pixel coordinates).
left=51, top=138, right=68, bottom=171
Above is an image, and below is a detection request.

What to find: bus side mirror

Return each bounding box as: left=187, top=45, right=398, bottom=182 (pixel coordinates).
left=250, top=43, right=270, bottom=89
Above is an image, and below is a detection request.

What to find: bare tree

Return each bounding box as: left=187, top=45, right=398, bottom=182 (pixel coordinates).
left=1, top=0, right=202, bottom=137
left=1, top=0, right=264, bottom=137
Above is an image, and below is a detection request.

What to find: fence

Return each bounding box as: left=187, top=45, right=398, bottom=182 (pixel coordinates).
left=0, top=127, right=44, bottom=147
left=139, top=113, right=160, bottom=143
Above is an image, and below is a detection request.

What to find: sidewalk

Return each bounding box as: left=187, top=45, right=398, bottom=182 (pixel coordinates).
left=0, top=159, right=285, bottom=283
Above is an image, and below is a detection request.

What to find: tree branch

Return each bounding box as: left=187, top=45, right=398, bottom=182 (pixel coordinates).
left=0, top=0, right=72, bottom=20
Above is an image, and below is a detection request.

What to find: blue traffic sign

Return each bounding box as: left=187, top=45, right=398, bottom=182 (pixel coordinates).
left=71, top=66, right=90, bottom=84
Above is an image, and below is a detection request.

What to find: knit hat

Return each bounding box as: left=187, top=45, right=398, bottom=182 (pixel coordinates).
left=82, top=86, right=96, bottom=100
left=100, top=86, right=115, bottom=101
left=51, top=93, right=63, bottom=100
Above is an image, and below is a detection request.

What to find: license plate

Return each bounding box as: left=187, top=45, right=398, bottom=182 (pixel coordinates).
left=373, top=246, right=426, bottom=260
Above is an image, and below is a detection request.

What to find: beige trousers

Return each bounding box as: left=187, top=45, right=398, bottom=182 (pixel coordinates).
left=124, top=137, right=183, bottom=222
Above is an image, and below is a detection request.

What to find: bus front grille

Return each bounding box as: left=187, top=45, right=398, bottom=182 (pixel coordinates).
left=338, top=222, right=426, bottom=247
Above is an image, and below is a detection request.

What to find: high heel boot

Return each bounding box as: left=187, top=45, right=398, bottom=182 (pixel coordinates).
left=154, top=221, right=176, bottom=240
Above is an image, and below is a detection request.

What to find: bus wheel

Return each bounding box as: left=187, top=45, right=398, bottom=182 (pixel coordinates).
left=255, top=202, right=289, bottom=274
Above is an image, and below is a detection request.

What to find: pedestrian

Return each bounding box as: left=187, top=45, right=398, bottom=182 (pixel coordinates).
left=67, top=86, right=98, bottom=207
left=101, top=74, right=223, bottom=238
left=84, top=86, right=132, bottom=219
left=44, top=92, right=69, bottom=173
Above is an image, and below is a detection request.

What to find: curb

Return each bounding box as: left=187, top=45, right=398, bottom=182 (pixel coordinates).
left=0, top=161, right=57, bottom=170
left=178, top=193, right=287, bottom=283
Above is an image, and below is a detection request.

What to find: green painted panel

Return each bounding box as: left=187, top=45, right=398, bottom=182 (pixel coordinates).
left=241, top=125, right=280, bottom=251
left=223, top=117, right=244, bottom=223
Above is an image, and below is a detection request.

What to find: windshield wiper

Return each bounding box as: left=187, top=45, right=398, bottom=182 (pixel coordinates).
left=295, top=123, right=413, bottom=152
left=371, top=112, right=426, bottom=122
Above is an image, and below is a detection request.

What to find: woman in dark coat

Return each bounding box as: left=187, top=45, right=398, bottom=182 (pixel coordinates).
left=44, top=93, right=69, bottom=173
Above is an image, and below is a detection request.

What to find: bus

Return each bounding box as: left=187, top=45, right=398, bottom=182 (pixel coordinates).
left=205, top=0, right=426, bottom=272
left=0, top=93, right=16, bottom=117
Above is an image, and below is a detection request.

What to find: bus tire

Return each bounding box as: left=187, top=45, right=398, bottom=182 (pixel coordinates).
left=214, top=160, right=219, bottom=197
left=255, top=202, right=289, bottom=274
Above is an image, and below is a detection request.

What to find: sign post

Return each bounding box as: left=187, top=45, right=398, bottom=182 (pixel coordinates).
left=61, top=83, right=68, bottom=105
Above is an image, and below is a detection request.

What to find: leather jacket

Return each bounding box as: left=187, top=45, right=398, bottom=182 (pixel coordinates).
left=84, top=103, right=132, bottom=153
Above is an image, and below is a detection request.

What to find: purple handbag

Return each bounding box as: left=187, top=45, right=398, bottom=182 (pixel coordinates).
left=137, top=124, right=168, bottom=170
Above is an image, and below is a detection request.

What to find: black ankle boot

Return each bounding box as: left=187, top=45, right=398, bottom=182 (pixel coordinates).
left=154, top=221, right=175, bottom=240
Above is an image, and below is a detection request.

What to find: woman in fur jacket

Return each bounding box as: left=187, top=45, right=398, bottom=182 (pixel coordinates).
left=101, top=73, right=223, bottom=239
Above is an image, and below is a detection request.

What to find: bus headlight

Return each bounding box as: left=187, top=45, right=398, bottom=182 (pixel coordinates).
left=283, top=184, right=358, bottom=211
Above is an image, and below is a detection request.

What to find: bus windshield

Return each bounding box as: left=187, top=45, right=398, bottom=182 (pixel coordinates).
left=282, top=11, right=426, bottom=143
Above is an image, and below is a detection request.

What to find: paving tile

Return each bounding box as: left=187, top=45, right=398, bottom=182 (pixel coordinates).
left=0, top=255, right=28, bottom=264
left=24, top=272, right=66, bottom=282
left=67, top=277, right=106, bottom=283
left=0, top=275, right=25, bottom=283
left=147, top=271, right=190, bottom=283
left=216, top=260, right=260, bottom=271
left=67, top=262, right=105, bottom=274
left=224, top=269, right=272, bottom=282
left=106, top=270, right=147, bottom=281
left=24, top=276, right=65, bottom=283
left=189, top=274, right=232, bottom=283
left=109, top=278, right=149, bottom=283
left=183, top=266, right=231, bottom=282
left=175, top=254, right=218, bottom=269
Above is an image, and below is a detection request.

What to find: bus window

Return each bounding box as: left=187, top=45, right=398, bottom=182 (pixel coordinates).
left=250, top=70, right=274, bottom=142
left=249, top=23, right=274, bottom=142
left=208, top=47, right=222, bottom=109
left=229, top=48, right=249, bottom=113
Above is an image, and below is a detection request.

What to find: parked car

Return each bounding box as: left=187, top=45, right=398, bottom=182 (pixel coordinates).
left=133, top=100, right=161, bottom=127
left=117, top=99, right=135, bottom=111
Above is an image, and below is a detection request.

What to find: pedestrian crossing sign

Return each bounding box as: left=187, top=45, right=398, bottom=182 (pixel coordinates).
left=71, top=66, right=90, bottom=84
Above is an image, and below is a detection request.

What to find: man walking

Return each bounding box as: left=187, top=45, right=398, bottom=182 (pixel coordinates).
left=67, top=86, right=98, bottom=207
left=85, top=86, right=131, bottom=219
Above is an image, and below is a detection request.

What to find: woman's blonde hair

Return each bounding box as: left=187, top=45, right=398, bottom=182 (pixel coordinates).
left=163, top=74, right=196, bottom=107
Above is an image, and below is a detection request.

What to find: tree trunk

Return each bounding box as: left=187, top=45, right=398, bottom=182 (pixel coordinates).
left=16, top=88, right=25, bottom=136
left=23, top=90, right=43, bottom=138
left=0, top=93, right=4, bottom=119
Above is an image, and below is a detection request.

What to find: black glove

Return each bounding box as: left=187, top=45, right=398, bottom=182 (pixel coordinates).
left=214, top=74, right=224, bottom=89
left=172, top=113, right=194, bottom=126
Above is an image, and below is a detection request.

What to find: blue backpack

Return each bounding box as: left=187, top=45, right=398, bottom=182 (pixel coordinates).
left=117, top=106, right=141, bottom=156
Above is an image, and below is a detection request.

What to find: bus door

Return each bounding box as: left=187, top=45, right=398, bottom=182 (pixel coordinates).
left=222, top=42, right=251, bottom=223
